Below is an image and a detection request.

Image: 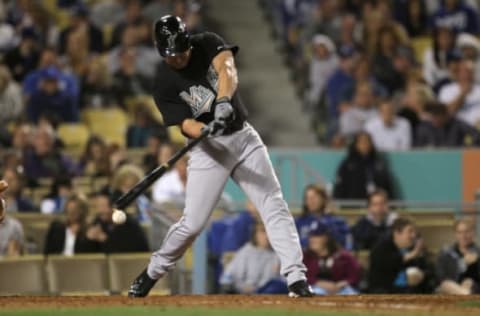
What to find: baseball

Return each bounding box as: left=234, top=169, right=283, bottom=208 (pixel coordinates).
left=112, top=209, right=127, bottom=224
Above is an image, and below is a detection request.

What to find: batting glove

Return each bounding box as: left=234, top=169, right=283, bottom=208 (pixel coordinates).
left=214, top=97, right=235, bottom=124
left=202, top=119, right=226, bottom=137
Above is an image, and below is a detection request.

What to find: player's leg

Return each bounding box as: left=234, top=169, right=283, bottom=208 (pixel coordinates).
left=129, top=149, right=231, bottom=297
left=231, top=142, right=312, bottom=297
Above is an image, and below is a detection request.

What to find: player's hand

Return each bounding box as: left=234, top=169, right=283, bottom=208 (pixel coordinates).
left=214, top=97, right=235, bottom=125
left=203, top=119, right=226, bottom=137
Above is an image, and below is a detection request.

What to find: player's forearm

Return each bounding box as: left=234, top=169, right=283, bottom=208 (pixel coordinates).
left=215, top=54, right=238, bottom=100
left=181, top=119, right=206, bottom=138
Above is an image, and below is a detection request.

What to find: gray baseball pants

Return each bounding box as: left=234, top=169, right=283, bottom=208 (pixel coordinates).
left=147, top=123, right=306, bottom=285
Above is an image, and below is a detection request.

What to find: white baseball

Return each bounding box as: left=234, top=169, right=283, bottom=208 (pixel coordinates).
left=112, top=209, right=127, bottom=224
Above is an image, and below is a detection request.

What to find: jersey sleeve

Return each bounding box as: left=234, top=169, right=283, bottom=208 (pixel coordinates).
left=201, top=32, right=239, bottom=62
left=153, top=75, right=193, bottom=126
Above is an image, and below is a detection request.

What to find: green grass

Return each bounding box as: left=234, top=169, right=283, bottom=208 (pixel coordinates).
left=457, top=301, right=480, bottom=308
left=0, top=307, right=471, bottom=316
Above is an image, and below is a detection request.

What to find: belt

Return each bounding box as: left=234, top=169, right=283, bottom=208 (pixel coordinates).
left=222, top=120, right=246, bottom=136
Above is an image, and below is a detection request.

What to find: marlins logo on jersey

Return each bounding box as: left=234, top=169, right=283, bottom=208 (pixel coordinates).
left=179, top=85, right=216, bottom=118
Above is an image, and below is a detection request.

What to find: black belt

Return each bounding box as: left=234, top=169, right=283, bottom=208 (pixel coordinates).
left=222, top=120, right=246, bottom=136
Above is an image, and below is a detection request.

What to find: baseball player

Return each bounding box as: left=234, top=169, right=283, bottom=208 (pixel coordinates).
left=128, top=15, right=313, bottom=297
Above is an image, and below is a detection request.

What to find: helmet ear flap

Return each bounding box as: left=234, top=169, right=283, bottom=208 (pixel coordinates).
left=154, top=15, right=190, bottom=57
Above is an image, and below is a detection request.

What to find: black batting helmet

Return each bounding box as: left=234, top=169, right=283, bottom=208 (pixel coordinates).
left=153, top=15, right=190, bottom=57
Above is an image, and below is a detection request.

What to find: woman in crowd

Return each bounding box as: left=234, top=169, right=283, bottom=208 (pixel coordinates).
left=303, top=221, right=361, bottom=295
left=80, top=135, right=111, bottom=177
left=333, top=131, right=394, bottom=200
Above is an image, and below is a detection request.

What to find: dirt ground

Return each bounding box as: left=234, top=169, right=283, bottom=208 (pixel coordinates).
left=1, top=295, right=480, bottom=314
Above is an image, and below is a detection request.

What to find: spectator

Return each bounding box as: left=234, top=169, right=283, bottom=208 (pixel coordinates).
left=304, top=34, right=338, bottom=113
left=111, top=48, right=152, bottom=107
left=90, top=0, right=125, bottom=29
left=220, top=201, right=258, bottom=254
left=394, top=0, right=429, bottom=37
left=365, top=101, right=412, bottom=151
left=58, top=4, right=104, bottom=55
left=80, top=56, right=113, bottom=108
left=108, top=25, right=161, bottom=80
left=304, top=221, right=361, bottom=295
left=369, top=217, right=432, bottom=294
left=79, top=136, right=111, bottom=177
left=436, top=219, right=480, bottom=294
left=3, top=27, right=40, bottom=82
left=339, top=82, right=378, bottom=138
left=415, top=101, right=480, bottom=147
left=22, top=124, right=78, bottom=180
left=398, top=83, right=435, bottom=140
left=0, top=65, right=24, bottom=126
left=0, top=215, right=24, bottom=257
left=110, top=0, right=150, bottom=48
left=220, top=223, right=287, bottom=294
left=305, top=0, right=342, bottom=44
left=152, top=155, right=188, bottom=207
left=337, top=14, right=362, bottom=50
left=86, top=192, right=149, bottom=253
left=352, top=189, right=398, bottom=250
left=23, top=48, right=79, bottom=102
left=11, top=123, right=33, bottom=157
left=333, top=131, right=394, bottom=200
left=438, top=60, right=480, bottom=128
left=44, top=194, right=95, bottom=255
left=1, top=168, right=36, bottom=213
left=142, top=135, right=165, bottom=173
left=325, top=45, right=358, bottom=127
left=423, top=26, right=457, bottom=87
left=295, top=184, right=351, bottom=249
left=456, top=32, right=480, bottom=83
left=142, top=0, right=172, bottom=24
left=26, top=66, right=79, bottom=124
left=126, top=102, right=167, bottom=148
left=433, top=49, right=463, bottom=94
left=109, top=164, right=150, bottom=223
left=431, top=0, right=479, bottom=34
left=40, top=178, right=74, bottom=214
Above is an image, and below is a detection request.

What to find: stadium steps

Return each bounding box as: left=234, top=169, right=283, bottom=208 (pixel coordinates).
left=207, top=0, right=316, bottom=147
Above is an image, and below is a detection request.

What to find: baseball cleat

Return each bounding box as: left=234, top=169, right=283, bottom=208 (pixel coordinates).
left=288, top=280, right=314, bottom=297
left=128, top=269, right=158, bottom=297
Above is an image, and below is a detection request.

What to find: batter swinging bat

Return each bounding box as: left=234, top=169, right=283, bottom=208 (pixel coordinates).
left=114, top=127, right=210, bottom=210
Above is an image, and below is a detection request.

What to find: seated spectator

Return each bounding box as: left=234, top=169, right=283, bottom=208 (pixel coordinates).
left=304, top=221, right=361, bottom=295
left=439, top=58, right=480, bottom=127
left=90, top=0, right=125, bottom=29
left=365, top=100, right=412, bottom=151
left=456, top=32, right=480, bottom=83
left=108, top=25, right=161, bottom=81
left=339, top=82, right=378, bottom=138
left=79, top=136, right=111, bottom=177
left=110, top=0, right=150, bottom=48
left=436, top=219, right=480, bottom=294
left=111, top=47, right=152, bottom=107
left=305, top=0, right=342, bottom=44
left=415, top=102, right=480, bottom=147
left=152, top=155, right=188, bottom=207
left=433, top=49, right=463, bottom=94
left=126, top=103, right=168, bottom=148
left=22, top=124, right=79, bottom=180
left=109, top=164, right=150, bottom=223
left=220, top=223, right=287, bottom=294
left=333, top=131, right=394, bottom=200
left=1, top=168, right=36, bottom=213
left=0, top=66, right=24, bottom=138
left=23, top=48, right=79, bottom=102
left=11, top=123, right=32, bottom=157
left=142, top=0, right=172, bottom=24
left=431, top=0, right=479, bottom=35
left=44, top=194, right=95, bottom=255
left=304, top=34, right=338, bottom=112
left=369, top=217, right=432, bottom=294
left=3, top=27, right=40, bottom=82
left=85, top=192, right=149, bottom=253
left=394, top=0, right=429, bottom=37
left=352, top=189, right=398, bottom=250
left=26, top=66, right=79, bottom=124
left=398, top=83, right=434, bottom=140
left=0, top=215, right=24, bottom=258
left=422, top=26, right=457, bottom=87
left=58, top=4, right=104, bottom=55
left=296, top=184, right=351, bottom=249
left=80, top=56, right=114, bottom=108
left=40, top=178, right=74, bottom=214
left=142, top=135, right=165, bottom=173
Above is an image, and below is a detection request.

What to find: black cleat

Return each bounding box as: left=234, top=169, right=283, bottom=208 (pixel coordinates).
left=128, top=269, right=158, bottom=297
left=288, top=280, right=314, bottom=297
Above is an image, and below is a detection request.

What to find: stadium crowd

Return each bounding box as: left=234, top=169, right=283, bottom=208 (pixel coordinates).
left=0, top=0, right=479, bottom=297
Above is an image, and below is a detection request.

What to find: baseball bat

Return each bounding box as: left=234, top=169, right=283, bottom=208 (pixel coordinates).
left=114, top=127, right=210, bottom=210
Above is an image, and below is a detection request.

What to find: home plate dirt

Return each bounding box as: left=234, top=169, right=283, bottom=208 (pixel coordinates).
left=1, top=295, right=480, bottom=314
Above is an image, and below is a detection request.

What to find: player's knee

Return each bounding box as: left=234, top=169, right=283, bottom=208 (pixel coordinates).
left=182, top=220, right=204, bottom=237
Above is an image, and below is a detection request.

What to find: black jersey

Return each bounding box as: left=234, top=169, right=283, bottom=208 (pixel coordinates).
left=153, top=32, right=248, bottom=134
